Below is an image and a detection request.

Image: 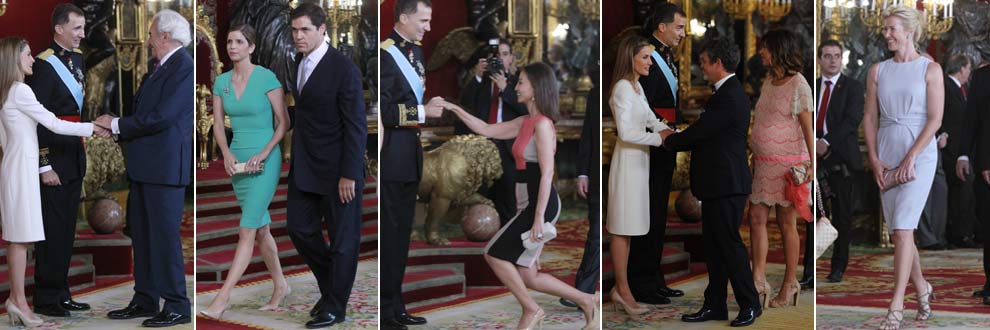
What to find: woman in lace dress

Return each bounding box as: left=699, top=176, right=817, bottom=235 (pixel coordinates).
left=747, top=29, right=815, bottom=309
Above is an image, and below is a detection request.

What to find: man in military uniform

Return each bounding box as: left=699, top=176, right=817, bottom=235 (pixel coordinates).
left=379, top=0, right=444, bottom=329
left=23, top=3, right=92, bottom=318
left=628, top=2, right=687, bottom=305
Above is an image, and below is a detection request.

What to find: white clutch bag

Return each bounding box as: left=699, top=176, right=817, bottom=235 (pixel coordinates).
left=520, top=222, right=557, bottom=250
left=232, top=163, right=249, bottom=175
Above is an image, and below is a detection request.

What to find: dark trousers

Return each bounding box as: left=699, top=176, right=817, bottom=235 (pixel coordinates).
left=826, top=172, right=854, bottom=274
left=573, top=184, right=600, bottom=293
left=944, top=153, right=978, bottom=244
left=127, top=182, right=189, bottom=316
left=976, top=178, right=990, bottom=284
left=286, top=179, right=363, bottom=318
left=629, top=147, right=676, bottom=295
left=485, top=139, right=517, bottom=226
left=380, top=180, right=418, bottom=320
left=802, top=221, right=814, bottom=280
left=34, top=178, right=82, bottom=307
left=917, top=170, right=948, bottom=247
left=701, top=194, right=759, bottom=310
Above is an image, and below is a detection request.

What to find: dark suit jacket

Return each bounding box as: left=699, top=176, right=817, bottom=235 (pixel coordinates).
left=816, top=74, right=865, bottom=170
left=578, top=82, right=599, bottom=183
left=380, top=30, right=425, bottom=182
left=664, top=76, right=751, bottom=200
left=456, top=71, right=525, bottom=135
left=289, top=43, right=367, bottom=194
left=960, top=65, right=990, bottom=172
left=117, top=49, right=193, bottom=186
left=639, top=34, right=678, bottom=121
left=941, top=75, right=967, bottom=158
left=24, top=43, right=86, bottom=181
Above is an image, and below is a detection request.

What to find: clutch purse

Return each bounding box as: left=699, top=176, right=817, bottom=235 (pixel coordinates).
left=789, top=161, right=811, bottom=185
left=232, top=163, right=249, bottom=175
left=881, top=167, right=914, bottom=191
left=814, top=178, right=839, bottom=260
left=785, top=161, right=813, bottom=221
left=520, top=222, right=557, bottom=250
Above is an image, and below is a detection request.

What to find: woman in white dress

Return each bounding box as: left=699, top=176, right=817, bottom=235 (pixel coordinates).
left=607, top=35, right=664, bottom=319
left=862, top=7, right=943, bottom=329
left=0, top=37, right=105, bottom=328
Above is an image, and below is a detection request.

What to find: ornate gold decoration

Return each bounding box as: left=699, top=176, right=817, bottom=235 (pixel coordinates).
left=425, top=27, right=482, bottom=71
left=84, top=56, right=116, bottom=121
left=323, top=0, right=361, bottom=48
left=83, top=137, right=127, bottom=200
left=0, top=2, right=7, bottom=17
left=723, top=0, right=757, bottom=20
left=418, top=135, right=502, bottom=245
left=758, top=0, right=793, bottom=22
left=855, top=0, right=953, bottom=39
left=196, top=84, right=215, bottom=169
left=509, top=0, right=543, bottom=62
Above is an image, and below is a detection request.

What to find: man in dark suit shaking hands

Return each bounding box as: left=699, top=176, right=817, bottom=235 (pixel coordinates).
left=661, top=37, right=761, bottom=327
left=96, top=9, right=193, bottom=327
left=283, top=3, right=368, bottom=328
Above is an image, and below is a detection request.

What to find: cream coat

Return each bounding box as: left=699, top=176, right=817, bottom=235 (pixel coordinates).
left=607, top=79, right=663, bottom=236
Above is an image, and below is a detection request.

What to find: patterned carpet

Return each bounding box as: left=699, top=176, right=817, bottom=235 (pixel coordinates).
left=195, top=258, right=379, bottom=329
left=816, top=248, right=990, bottom=329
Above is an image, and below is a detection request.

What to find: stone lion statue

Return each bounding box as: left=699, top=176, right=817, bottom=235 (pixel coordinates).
left=418, top=135, right=502, bottom=245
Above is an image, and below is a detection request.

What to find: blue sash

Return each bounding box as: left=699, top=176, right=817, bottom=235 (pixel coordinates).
left=43, top=54, right=83, bottom=111
left=651, top=50, right=678, bottom=103
left=385, top=45, right=423, bottom=104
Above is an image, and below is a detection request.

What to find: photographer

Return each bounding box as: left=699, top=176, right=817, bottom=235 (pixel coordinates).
left=457, top=38, right=526, bottom=226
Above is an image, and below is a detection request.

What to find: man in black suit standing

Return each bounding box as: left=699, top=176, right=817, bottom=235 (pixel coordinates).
left=24, top=3, right=92, bottom=317
left=957, top=63, right=990, bottom=305
left=629, top=2, right=687, bottom=306
left=940, top=54, right=977, bottom=249
left=663, top=37, right=761, bottom=327
left=457, top=39, right=526, bottom=226
left=815, top=40, right=864, bottom=283
left=284, top=4, right=368, bottom=328
left=379, top=0, right=444, bottom=329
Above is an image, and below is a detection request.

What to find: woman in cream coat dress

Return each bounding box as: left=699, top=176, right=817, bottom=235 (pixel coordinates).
left=0, top=37, right=104, bottom=328
left=607, top=35, right=665, bottom=318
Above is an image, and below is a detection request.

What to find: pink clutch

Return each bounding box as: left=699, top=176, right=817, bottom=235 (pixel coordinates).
left=881, top=167, right=915, bottom=191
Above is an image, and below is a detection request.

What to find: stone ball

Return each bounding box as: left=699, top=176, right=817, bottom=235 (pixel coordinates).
left=674, top=190, right=702, bottom=223
left=461, top=204, right=500, bottom=242
left=88, top=198, right=124, bottom=234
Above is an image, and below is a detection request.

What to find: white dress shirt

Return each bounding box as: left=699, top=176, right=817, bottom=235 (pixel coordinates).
left=112, top=45, right=183, bottom=135
left=713, top=73, right=735, bottom=92
left=817, top=73, right=840, bottom=145
left=297, top=41, right=328, bottom=93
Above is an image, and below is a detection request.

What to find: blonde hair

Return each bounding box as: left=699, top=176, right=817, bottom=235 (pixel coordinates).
left=0, top=37, right=28, bottom=107
left=884, top=5, right=925, bottom=44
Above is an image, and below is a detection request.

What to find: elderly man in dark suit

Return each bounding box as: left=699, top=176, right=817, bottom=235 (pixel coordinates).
left=663, top=37, right=761, bottom=327
left=940, top=54, right=977, bottom=249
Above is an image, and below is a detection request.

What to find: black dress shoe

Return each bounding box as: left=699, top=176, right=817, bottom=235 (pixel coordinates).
left=973, top=287, right=989, bottom=297
left=681, top=307, right=728, bottom=322
left=107, top=304, right=158, bottom=319
left=396, top=312, right=427, bottom=325
left=381, top=318, right=409, bottom=330
left=984, top=296, right=989, bottom=305
left=559, top=297, right=578, bottom=308
left=921, top=243, right=949, bottom=251
left=730, top=307, right=762, bottom=327
left=635, top=292, right=671, bottom=305
left=310, top=299, right=326, bottom=317
left=61, top=299, right=90, bottom=311
left=141, top=311, right=191, bottom=327
left=798, top=275, right=814, bottom=290
left=657, top=286, right=685, bottom=297
left=826, top=271, right=844, bottom=283
left=34, top=304, right=70, bottom=317
left=305, top=313, right=344, bottom=329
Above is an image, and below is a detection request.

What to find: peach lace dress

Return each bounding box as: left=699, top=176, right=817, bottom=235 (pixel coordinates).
left=749, top=74, right=813, bottom=208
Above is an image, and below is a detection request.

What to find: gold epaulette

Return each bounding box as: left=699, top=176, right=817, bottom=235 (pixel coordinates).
left=72, top=48, right=83, bottom=54
left=380, top=39, right=395, bottom=50
left=36, top=49, right=55, bottom=60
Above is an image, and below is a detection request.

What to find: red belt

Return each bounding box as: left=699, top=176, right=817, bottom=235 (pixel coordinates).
left=653, top=108, right=676, bottom=123
left=58, top=115, right=81, bottom=122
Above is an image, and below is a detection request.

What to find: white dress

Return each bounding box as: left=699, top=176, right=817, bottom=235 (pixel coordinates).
left=1, top=82, right=93, bottom=243
left=876, top=57, right=938, bottom=232
left=607, top=80, right=663, bottom=236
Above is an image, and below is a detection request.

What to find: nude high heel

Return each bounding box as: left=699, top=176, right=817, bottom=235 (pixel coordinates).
left=259, top=284, right=291, bottom=311
left=755, top=280, right=772, bottom=309
left=769, top=281, right=801, bottom=308
left=5, top=299, right=43, bottom=328
left=518, top=308, right=545, bottom=330
left=609, top=288, right=648, bottom=319
left=581, top=291, right=602, bottom=330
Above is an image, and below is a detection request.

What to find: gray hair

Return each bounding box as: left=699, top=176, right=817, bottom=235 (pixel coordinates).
left=945, top=54, right=971, bottom=75
left=153, top=9, right=191, bottom=47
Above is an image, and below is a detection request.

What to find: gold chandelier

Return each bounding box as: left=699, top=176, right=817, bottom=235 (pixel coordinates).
left=724, top=0, right=793, bottom=22
left=823, top=0, right=954, bottom=39
left=324, top=0, right=363, bottom=47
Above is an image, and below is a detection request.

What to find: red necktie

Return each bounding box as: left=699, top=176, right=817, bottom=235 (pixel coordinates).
left=817, top=80, right=832, bottom=137
left=488, top=84, right=499, bottom=124
left=961, top=85, right=967, bottom=100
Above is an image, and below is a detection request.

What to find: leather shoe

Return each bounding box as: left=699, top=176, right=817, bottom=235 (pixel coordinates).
left=381, top=318, right=409, bottom=330
left=657, top=286, right=684, bottom=298
left=681, top=307, right=728, bottom=322
left=310, top=299, right=326, bottom=317
left=730, top=307, right=762, bottom=327
left=973, top=287, right=989, bottom=297
left=826, top=271, right=844, bottom=283
left=798, top=275, right=814, bottom=290
left=305, top=312, right=344, bottom=329
left=34, top=304, right=70, bottom=317
left=559, top=297, right=578, bottom=308
left=984, top=296, right=989, bottom=305
left=141, top=311, right=191, bottom=327
left=61, top=299, right=90, bottom=311
left=396, top=312, right=426, bottom=325
left=635, top=292, right=671, bottom=305
left=107, top=304, right=158, bottom=319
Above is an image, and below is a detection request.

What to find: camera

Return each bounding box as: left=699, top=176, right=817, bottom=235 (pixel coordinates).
left=486, top=38, right=505, bottom=76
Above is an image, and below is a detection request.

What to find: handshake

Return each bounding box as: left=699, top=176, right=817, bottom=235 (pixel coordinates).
left=423, top=96, right=460, bottom=118
left=90, top=114, right=118, bottom=138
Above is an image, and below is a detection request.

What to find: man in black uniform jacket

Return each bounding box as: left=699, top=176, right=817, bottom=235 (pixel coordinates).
left=629, top=2, right=687, bottom=305
left=379, top=0, right=444, bottom=329
left=665, top=37, right=761, bottom=327
left=24, top=3, right=92, bottom=317
left=458, top=39, right=526, bottom=226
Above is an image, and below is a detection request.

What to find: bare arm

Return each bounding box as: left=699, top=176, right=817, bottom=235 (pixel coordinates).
left=530, top=119, right=556, bottom=240
left=445, top=102, right=522, bottom=139
left=863, top=63, right=887, bottom=189
left=799, top=110, right=815, bottom=178
left=211, top=95, right=236, bottom=175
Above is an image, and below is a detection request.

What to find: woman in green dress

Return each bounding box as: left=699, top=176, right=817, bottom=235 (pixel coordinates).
left=200, top=24, right=291, bottom=319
